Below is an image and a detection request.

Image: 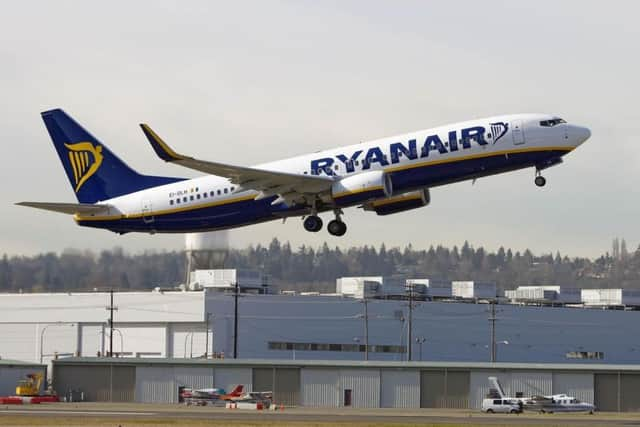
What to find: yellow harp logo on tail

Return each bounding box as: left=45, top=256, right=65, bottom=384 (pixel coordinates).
left=64, top=142, right=104, bottom=192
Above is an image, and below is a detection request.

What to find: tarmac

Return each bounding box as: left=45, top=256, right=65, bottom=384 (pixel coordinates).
left=2, top=402, right=640, bottom=426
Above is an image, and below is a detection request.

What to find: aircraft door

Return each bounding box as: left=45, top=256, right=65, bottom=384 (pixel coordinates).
left=511, top=120, right=525, bottom=145
left=141, top=199, right=154, bottom=224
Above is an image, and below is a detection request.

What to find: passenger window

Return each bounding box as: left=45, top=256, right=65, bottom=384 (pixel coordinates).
left=203, top=192, right=207, bottom=198
left=224, top=188, right=228, bottom=194
left=170, top=200, right=174, bottom=205
left=210, top=191, right=214, bottom=197
left=217, top=190, right=221, bottom=195
left=183, top=197, right=187, bottom=202
left=231, top=186, right=235, bottom=192
left=176, top=199, right=180, bottom=204
left=190, top=195, right=194, bottom=201
left=196, top=194, right=201, bottom=200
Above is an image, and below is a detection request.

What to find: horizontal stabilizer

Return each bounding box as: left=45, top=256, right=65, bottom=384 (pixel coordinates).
left=16, top=201, right=111, bottom=215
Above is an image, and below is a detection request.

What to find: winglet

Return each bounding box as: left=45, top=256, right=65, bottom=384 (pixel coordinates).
left=140, top=124, right=185, bottom=162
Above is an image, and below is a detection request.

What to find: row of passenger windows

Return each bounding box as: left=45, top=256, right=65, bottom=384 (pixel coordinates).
left=169, top=186, right=235, bottom=206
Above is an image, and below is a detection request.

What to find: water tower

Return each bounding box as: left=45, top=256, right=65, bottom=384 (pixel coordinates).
left=184, top=231, right=229, bottom=285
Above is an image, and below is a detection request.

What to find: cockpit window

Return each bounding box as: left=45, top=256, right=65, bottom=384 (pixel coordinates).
left=540, top=118, right=567, bottom=127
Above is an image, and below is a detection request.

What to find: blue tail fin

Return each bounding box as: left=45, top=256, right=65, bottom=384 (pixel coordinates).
left=42, top=109, right=185, bottom=203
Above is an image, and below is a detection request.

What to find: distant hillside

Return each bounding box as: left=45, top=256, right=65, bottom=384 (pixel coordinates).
left=1, top=239, right=638, bottom=293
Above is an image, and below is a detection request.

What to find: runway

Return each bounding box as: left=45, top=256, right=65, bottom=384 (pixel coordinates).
left=2, top=403, right=640, bottom=426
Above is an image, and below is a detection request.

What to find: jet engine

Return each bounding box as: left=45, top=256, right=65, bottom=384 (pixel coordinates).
left=331, top=171, right=393, bottom=207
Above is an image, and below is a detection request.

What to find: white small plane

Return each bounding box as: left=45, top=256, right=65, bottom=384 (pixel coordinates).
left=487, top=377, right=595, bottom=414
left=17, top=109, right=590, bottom=236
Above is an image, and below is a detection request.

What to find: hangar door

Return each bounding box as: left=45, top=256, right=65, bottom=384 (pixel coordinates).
left=420, top=370, right=469, bottom=408
left=54, top=365, right=135, bottom=402
left=596, top=373, right=640, bottom=412
left=253, top=367, right=300, bottom=406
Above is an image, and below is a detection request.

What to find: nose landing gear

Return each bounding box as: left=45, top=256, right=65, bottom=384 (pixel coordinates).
left=534, top=170, right=547, bottom=187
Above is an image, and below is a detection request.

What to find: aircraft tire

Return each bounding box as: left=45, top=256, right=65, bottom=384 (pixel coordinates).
left=327, top=220, right=347, bottom=236
left=535, top=176, right=546, bottom=187
left=303, top=216, right=323, bottom=232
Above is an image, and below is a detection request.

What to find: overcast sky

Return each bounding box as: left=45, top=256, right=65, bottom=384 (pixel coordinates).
left=0, top=1, right=638, bottom=258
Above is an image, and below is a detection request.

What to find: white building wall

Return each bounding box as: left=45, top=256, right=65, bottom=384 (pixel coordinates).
left=0, top=324, right=38, bottom=362
left=79, top=324, right=103, bottom=357
left=552, top=372, right=594, bottom=404
left=214, top=367, right=252, bottom=393
left=380, top=369, right=420, bottom=408
left=40, top=323, right=78, bottom=365
left=339, top=369, right=380, bottom=408
left=118, top=325, right=166, bottom=357
left=301, top=368, right=340, bottom=407
left=0, top=292, right=204, bottom=324
left=171, top=325, right=211, bottom=358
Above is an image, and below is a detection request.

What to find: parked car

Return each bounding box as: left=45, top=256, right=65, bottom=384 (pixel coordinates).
left=482, top=398, right=522, bottom=413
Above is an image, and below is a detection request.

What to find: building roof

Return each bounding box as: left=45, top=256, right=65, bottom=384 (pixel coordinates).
left=0, top=358, right=45, bottom=367
left=52, top=357, right=640, bottom=372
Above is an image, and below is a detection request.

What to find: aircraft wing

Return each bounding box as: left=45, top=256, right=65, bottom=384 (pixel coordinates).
left=140, top=124, right=334, bottom=204
left=15, top=202, right=111, bottom=215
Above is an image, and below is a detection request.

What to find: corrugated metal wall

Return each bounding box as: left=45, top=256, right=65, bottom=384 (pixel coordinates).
left=339, top=369, right=380, bottom=408
left=54, top=365, right=135, bottom=402
left=380, top=369, right=420, bottom=408
left=214, top=367, right=252, bottom=393
left=552, top=372, right=594, bottom=404
left=444, top=371, right=470, bottom=409
left=136, top=367, right=177, bottom=403
left=274, top=368, right=300, bottom=406
left=301, top=368, right=340, bottom=407
left=174, top=366, right=214, bottom=391
left=135, top=366, right=215, bottom=403
left=0, top=366, right=46, bottom=396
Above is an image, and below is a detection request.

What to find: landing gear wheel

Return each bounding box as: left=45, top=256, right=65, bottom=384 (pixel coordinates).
left=303, top=215, right=323, bottom=232
left=327, top=220, right=347, bottom=236
left=534, top=175, right=546, bottom=187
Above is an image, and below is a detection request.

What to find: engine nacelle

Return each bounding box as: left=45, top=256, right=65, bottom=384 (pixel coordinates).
left=331, top=171, right=393, bottom=207
left=363, top=189, right=430, bottom=216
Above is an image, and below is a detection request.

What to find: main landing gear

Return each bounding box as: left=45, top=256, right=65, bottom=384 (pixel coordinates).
left=534, top=169, right=547, bottom=187
left=303, top=210, right=347, bottom=236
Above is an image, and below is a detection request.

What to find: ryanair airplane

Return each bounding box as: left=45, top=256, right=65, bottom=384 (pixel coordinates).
left=17, top=109, right=590, bottom=236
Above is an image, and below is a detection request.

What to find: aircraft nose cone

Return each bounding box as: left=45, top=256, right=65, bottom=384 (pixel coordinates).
left=572, top=125, right=591, bottom=145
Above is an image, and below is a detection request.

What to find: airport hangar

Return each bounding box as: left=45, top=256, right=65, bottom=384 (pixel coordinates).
left=51, top=357, right=640, bottom=411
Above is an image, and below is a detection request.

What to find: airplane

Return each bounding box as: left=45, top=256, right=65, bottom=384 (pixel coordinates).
left=487, top=377, right=595, bottom=414
left=17, top=109, right=591, bottom=236
left=180, top=384, right=244, bottom=401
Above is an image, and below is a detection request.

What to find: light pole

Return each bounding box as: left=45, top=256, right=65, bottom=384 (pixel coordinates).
left=204, top=313, right=213, bottom=359
left=111, top=329, right=124, bottom=356
left=415, top=337, right=427, bottom=361
left=40, top=322, right=75, bottom=364
left=184, top=332, right=194, bottom=358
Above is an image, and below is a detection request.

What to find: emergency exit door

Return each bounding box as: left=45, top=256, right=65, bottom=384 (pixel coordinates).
left=511, top=120, right=525, bottom=145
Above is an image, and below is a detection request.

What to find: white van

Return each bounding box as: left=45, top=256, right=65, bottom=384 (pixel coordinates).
left=482, top=398, right=522, bottom=413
